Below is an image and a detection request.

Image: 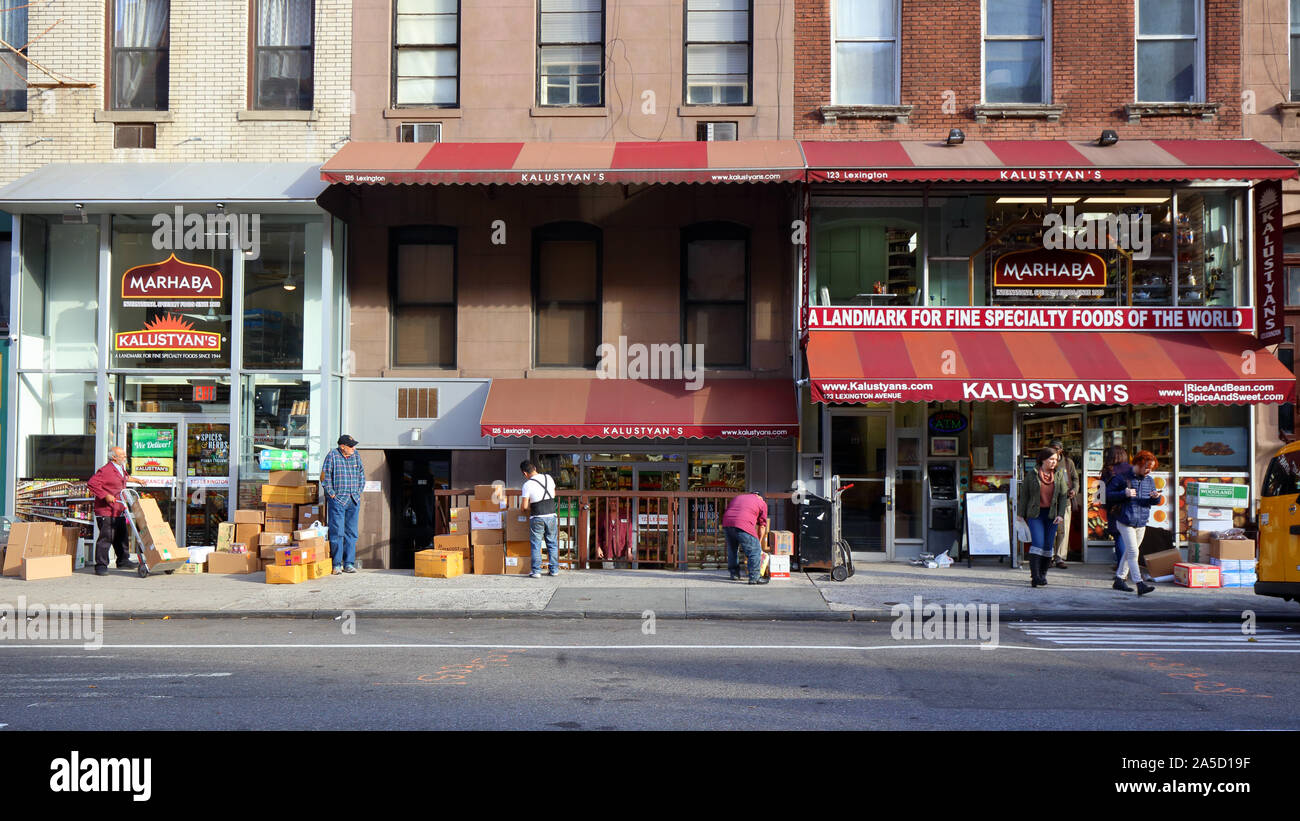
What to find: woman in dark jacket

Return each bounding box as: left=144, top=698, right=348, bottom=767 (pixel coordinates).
left=1106, top=449, right=1160, bottom=596
left=1017, top=448, right=1069, bottom=588
left=1099, top=445, right=1130, bottom=568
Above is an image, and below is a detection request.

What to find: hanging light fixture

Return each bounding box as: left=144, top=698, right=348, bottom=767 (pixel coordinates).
left=282, top=275, right=297, bottom=291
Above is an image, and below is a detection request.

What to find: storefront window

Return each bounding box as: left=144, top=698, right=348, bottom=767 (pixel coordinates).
left=1174, top=189, right=1244, bottom=307
left=536, top=453, right=579, bottom=489
left=687, top=455, right=746, bottom=490
left=115, top=374, right=232, bottom=414
left=19, top=216, right=99, bottom=370
left=811, top=200, right=927, bottom=306
left=244, top=217, right=322, bottom=370
left=239, top=374, right=323, bottom=478
left=332, top=217, right=348, bottom=373
left=110, top=215, right=233, bottom=370
left=15, top=372, right=97, bottom=479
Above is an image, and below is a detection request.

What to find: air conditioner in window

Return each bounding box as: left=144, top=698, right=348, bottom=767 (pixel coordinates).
left=397, top=122, right=442, bottom=143
left=697, top=121, right=738, bottom=141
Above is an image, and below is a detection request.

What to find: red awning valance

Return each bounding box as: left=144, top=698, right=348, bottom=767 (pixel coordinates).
left=807, top=330, right=1296, bottom=405
left=801, top=139, right=1298, bottom=184
left=321, top=140, right=806, bottom=186
left=480, top=379, right=798, bottom=439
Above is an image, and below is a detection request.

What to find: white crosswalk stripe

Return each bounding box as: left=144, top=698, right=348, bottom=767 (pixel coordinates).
left=1008, top=622, right=1300, bottom=648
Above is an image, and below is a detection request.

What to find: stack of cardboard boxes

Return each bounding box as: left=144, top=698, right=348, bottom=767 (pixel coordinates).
left=266, top=528, right=332, bottom=584
left=203, top=471, right=327, bottom=576
left=419, top=483, right=555, bottom=577
left=1208, top=533, right=1257, bottom=588
left=1, top=522, right=81, bottom=580
left=210, top=510, right=264, bottom=574
left=1184, top=482, right=1249, bottom=562
left=130, top=496, right=189, bottom=572
left=767, top=530, right=794, bottom=579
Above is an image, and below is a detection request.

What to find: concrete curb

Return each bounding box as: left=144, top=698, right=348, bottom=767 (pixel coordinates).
left=846, top=608, right=1300, bottom=622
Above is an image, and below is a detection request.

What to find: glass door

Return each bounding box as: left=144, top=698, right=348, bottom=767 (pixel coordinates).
left=829, top=410, right=893, bottom=556
left=123, top=420, right=181, bottom=540
left=1016, top=409, right=1084, bottom=560
left=634, top=465, right=682, bottom=568
left=122, top=416, right=231, bottom=547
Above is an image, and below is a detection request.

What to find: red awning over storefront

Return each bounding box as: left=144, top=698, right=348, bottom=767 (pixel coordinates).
left=801, top=139, right=1299, bottom=184
left=807, top=330, right=1296, bottom=405
left=480, top=379, right=798, bottom=439
left=320, top=140, right=806, bottom=185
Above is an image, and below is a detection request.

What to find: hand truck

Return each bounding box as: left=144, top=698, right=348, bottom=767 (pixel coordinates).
left=118, top=487, right=186, bottom=578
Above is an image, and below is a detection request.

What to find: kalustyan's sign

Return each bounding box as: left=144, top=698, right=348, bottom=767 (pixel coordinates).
left=1254, top=180, right=1284, bottom=345
left=806, top=306, right=1253, bottom=332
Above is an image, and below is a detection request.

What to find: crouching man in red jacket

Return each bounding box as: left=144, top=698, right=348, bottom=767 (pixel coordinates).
left=87, top=446, right=144, bottom=576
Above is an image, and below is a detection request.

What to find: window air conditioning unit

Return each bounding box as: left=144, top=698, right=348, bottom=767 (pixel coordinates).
left=398, top=122, right=442, bottom=143
left=697, top=121, right=738, bottom=141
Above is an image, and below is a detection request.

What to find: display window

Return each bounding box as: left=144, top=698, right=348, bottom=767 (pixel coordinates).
left=19, top=216, right=99, bottom=370
left=244, top=217, right=323, bottom=370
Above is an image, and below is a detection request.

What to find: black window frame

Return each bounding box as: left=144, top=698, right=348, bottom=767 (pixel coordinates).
left=532, top=221, right=602, bottom=369
left=252, top=0, right=316, bottom=111
left=1, top=0, right=27, bottom=113
left=391, top=0, right=460, bottom=109
left=108, top=0, right=170, bottom=111
left=389, top=225, right=458, bottom=369
left=682, top=0, right=753, bottom=107
left=536, top=0, right=605, bottom=108
left=681, top=221, right=750, bottom=370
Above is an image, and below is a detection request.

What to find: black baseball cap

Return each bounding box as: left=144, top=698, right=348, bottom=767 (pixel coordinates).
left=338, top=434, right=358, bottom=447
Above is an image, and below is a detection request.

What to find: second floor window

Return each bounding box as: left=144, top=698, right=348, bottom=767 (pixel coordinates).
left=538, top=0, right=603, bottom=107
left=1135, top=0, right=1201, bottom=102
left=833, top=0, right=898, bottom=106
left=111, top=0, right=169, bottom=110
left=391, top=226, right=457, bottom=368
left=685, top=0, right=750, bottom=105
left=0, top=1, right=26, bottom=112
left=394, top=0, right=458, bottom=107
left=254, top=0, right=314, bottom=110
left=984, top=0, right=1048, bottom=104
left=1292, top=0, right=1300, bottom=101
left=534, top=223, right=600, bottom=368
left=683, top=223, right=748, bottom=368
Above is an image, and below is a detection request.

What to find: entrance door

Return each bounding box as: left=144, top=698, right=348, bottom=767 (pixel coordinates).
left=633, top=464, right=683, bottom=568
left=122, top=416, right=231, bottom=547
left=1015, top=409, right=1084, bottom=560
left=829, top=410, right=893, bottom=557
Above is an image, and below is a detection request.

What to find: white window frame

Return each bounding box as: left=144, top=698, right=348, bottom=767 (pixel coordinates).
left=392, top=0, right=460, bottom=108
left=683, top=0, right=752, bottom=106
left=537, top=0, right=605, bottom=108
left=830, top=0, right=901, bottom=106
left=1133, top=0, right=1204, bottom=103
left=980, top=0, right=1051, bottom=104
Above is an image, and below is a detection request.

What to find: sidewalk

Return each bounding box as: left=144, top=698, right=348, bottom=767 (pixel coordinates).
left=3, top=557, right=1294, bottom=621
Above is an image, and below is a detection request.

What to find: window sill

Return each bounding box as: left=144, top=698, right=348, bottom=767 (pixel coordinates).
left=529, top=106, right=609, bottom=118
left=94, top=110, right=173, bottom=123
left=381, top=367, right=461, bottom=378
left=973, top=104, right=1064, bottom=123
left=0, top=111, right=32, bottom=122
left=820, top=105, right=913, bottom=124
left=384, top=108, right=462, bottom=119
left=1125, top=102, right=1218, bottom=123
left=1275, top=102, right=1300, bottom=116
left=237, top=110, right=318, bottom=122
left=679, top=105, right=756, bottom=118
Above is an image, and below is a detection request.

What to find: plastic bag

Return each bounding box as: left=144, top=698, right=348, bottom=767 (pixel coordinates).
left=1014, top=518, right=1031, bottom=544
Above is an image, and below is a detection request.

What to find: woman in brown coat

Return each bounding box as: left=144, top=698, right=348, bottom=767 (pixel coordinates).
left=1016, top=447, right=1070, bottom=588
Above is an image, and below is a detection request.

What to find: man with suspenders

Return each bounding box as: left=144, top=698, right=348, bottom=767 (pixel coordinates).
left=520, top=460, right=560, bottom=578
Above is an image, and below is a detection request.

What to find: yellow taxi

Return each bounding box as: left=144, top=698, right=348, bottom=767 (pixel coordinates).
left=1257, top=441, right=1300, bottom=603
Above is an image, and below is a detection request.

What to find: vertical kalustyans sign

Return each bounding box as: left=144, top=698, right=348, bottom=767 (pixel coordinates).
left=1255, top=180, right=1284, bottom=345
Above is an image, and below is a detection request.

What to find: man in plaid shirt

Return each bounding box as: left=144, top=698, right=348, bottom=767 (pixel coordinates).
left=321, top=434, right=365, bottom=574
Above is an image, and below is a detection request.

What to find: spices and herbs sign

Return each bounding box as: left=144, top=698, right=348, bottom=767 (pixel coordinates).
left=114, top=255, right=226, bottom=362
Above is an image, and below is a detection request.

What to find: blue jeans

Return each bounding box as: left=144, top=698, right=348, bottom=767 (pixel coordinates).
left=327, top=496, right=359, bottom=569
left=1026, top=510, right=1057, bottom=559
left=530, top=515, right=558, bottom=575
left=725, top=526, right=763, bottom=582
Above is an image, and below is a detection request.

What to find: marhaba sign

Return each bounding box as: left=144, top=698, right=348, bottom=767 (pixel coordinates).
left=114, top=255, right=226, bottom=361
left=993, top=249, right=1107, bottom=289
left=806, top=306, right=1253, bottom=332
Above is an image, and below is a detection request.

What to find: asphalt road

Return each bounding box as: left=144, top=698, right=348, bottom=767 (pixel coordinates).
left=1, top=618, right=1298, bottom=731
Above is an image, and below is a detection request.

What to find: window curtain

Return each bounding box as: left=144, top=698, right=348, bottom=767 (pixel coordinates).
left=114, top=0, right=169, bottom=107
left=257, top=0, right=312, bottom=107
left=0, top=3, right=27, bottom=110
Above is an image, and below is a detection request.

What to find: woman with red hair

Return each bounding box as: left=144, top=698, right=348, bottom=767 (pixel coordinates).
left=1106, top=450, right=1161, bottom=596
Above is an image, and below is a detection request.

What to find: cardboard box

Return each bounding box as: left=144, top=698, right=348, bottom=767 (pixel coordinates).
left=297, top=535, right=326, bottom=551
left=261, top=484, right=318, bottom=504
left=207, top=552, right=261, bottom=574
left=306, top=558, right=333, bottom=579
left=264, top=520, right=295, bottom=534
left=768, top=530, right=794, bottom=556
left=22, top=554, right=73, bottom=580
left=448, top=506, right=471, bottom=522
left=293, top=527, right=326, bottom=542
left=447, top=521, right=469, bottom=534
left=472, top=544, right=505, bottom=575
left=233, top=509, right=264, bottom=524
left=229, top=543, right=249, bottom=554
left=1187, top=482, right=1249, bottom=509
left=217, top=522, right=236, bottom=551
left=415, top=549, right=464, bottom=578
left=1187, top=505, right=1231, bottom=522
left=267, top=470, right=307, bottom=487
left=434, top=534, right=470, bottom=553
left=768, top=554, right=791, bottom=579
left=174, top=562, right=205, bottom=574
left=1143, top=548, right=1182, bottom=578
left=471, top=510, right=503, bottom=530
left=470, top=528, right=504, bottom=546
left=4, top=522, right=59, bottom=576
left=504, top=511, right=531, bottom=541
left=1210, top=535, right=1255, bottom=561
left=58, top=526, right=80, bottom=558
left=144, top=544, right=189, bottom=567
left=1191, top=517, right=1233, bottom=534
left=259, top=543, right=281, bottom=560
left=504, top=541, right=533, bottom=575
left=275, top=545, right=311, bottom=566
left=259, top=532, right=293, bottom=547
left=469, top=499, right=502, bottom=514
left=130, top=496, right=180, bottom=551
left=234, top=523, right=262, bottom=548
left=265, top=503, right=296, bottom=519
left=266, top=563, right=308, bottom=584
left=187, top=546, right=215, bottom=565
left=473, top=484, right=501, bottom=502
left=296, top=504, right=327, bottom=528
left=1173, top=562, right=1222, bottom=588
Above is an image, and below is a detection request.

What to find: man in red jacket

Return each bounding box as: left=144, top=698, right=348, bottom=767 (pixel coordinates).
left=87, top=446, right=144, bottom=576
